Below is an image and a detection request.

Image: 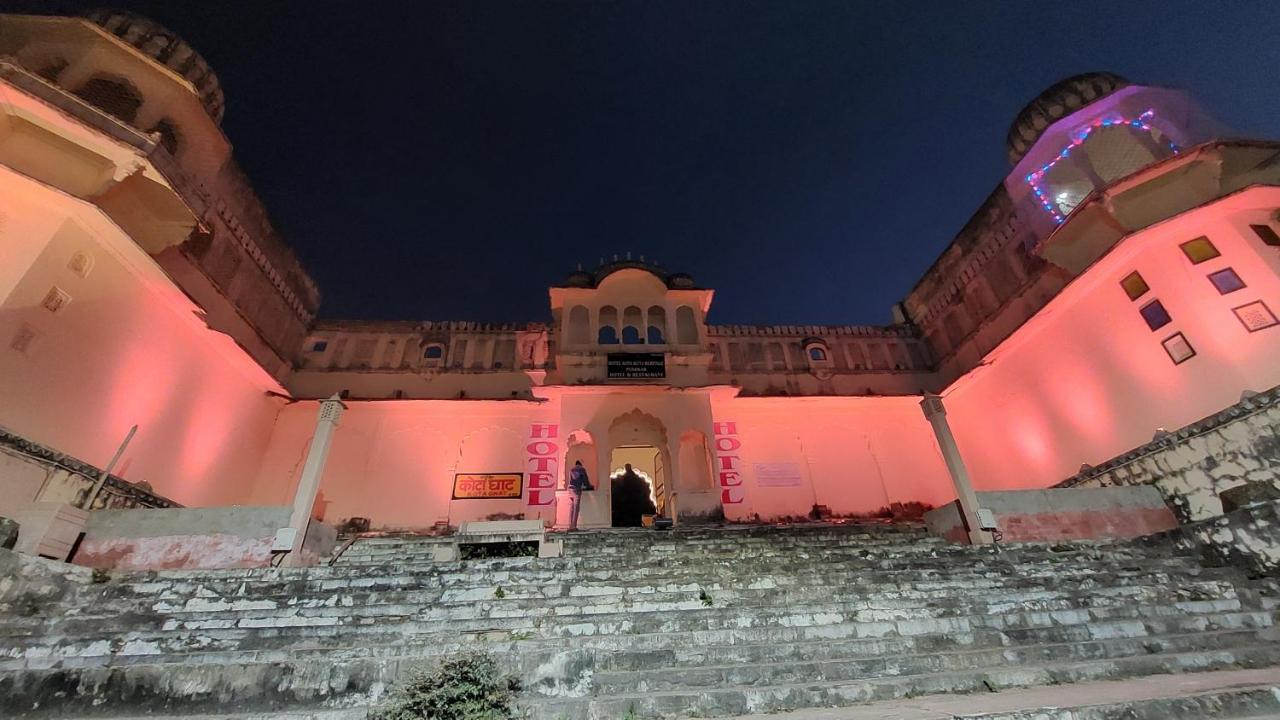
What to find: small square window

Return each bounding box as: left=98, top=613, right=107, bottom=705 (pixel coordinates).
left=42, top=287, right=71, bottom=313
left=1120, top=271, right=1149, bottom=301
left=10, top=323, right=38, bottom=355
left=1250, top=224, right=1280, bottom=247
left=1207, top=267, right=1246, bottom=295
left=1139, top=299, right=1172, bottom=331
left=1161, top=332, right=1196, bottom=365
left=310, top=340, right=328, bottom=352
left=1179, top=237, right=1221, bottom=264
left=1233, top=300, right=1279, bottom=333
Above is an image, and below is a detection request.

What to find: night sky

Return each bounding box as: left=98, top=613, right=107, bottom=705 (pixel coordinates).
left=11, top=1, right=1280, bottom=325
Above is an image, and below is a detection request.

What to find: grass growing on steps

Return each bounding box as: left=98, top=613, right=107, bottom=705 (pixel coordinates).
left=369, top=651, right=521, bottom=720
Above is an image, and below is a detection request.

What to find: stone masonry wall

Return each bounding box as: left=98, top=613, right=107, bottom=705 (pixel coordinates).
left=1056, top=385, right=1280, bottom=522
left=1142, top=499, right=1280, bottom=578
left=0, top=427, right=181, bottom=519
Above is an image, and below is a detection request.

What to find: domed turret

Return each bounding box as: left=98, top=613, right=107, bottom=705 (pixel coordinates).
left=85, top=9, right=225, bottom=123
left=1006, top=72, right=1129, bottom=165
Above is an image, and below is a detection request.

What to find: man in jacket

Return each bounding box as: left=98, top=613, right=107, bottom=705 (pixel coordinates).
left=567, top=460, right=591, bottom=531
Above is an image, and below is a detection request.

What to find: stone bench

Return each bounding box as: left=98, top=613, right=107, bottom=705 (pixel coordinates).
left=431, top=520, right=563, bottom=561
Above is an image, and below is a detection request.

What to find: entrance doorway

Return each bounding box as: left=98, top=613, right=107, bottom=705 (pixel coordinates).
left=605, top=409, right=671, bottom=527
left=609, top=445, right=662, bottom=527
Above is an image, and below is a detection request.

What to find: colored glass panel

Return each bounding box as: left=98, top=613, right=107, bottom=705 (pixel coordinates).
left=1179, top=237, right=1220, bottom=264
left=1139, top=299, right=1172, bottom=331
left=1120, top=271, right=1149, bottom=301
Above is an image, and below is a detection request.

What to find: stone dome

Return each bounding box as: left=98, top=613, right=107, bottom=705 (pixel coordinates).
left=85, top=9, right=226, bottom=124
left=1006, top=72, right=1130, bottom=165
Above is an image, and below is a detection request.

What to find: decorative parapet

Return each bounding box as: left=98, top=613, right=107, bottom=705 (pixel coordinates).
left=0, top=58, right=318, bottom=326
left=706, top=324, right=918, bottom=338
left=0, top=426, right=181, bottom=511
left=313, top=319, right=543, bottom=334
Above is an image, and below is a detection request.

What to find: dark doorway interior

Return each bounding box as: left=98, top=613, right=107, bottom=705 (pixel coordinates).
left=611, top=463, right=657, bottom=527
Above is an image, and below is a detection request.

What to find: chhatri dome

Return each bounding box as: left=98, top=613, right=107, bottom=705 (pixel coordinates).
left=1005, top=72, right=1130, bottom=165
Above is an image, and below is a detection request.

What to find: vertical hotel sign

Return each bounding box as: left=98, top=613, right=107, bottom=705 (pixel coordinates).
left=713, top=422, right=744, bottom=505
left=526, top=423, right=558, bottom=507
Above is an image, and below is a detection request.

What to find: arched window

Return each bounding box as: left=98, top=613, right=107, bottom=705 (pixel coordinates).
left=803, top=338, right=832, bottom=368
left=646, top=306, right=666, bottom=344
left=150, top=118, right=181, bottom=155
left=423, top=344, right=444, bottom=359
left=598, top=306, right=619, bottom=345
left=622, top=306, right=644, bottom=344
left=567, top=305, right=590, bottom=345
left=74, top=75, right=143, bottom=123
left=675, top=306, right=697, bottom=345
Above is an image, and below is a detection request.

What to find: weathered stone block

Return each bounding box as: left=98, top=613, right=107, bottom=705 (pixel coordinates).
left=0, top=516, right=17, bottom=550
left=1221, top=481, right=1280, bottom=513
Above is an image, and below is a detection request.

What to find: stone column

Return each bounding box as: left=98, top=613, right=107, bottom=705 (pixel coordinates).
left=920, top=394, right=991, bottom=545
left=285, top=394, right=346, bottom=566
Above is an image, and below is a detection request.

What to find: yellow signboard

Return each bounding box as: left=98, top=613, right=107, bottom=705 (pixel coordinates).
left=452, top=473, right=523, bottom=500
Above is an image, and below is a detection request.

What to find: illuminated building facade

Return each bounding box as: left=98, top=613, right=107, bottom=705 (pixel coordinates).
left=2, top=13, right=1279, bottom=534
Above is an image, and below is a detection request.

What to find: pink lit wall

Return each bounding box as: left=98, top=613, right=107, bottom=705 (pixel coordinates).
left=0, top=168, right=285, bottom=507
left=943, top=189, right=1280, bottom=499
left=709, top=396, right=954, bottom=521
left=250, top=400, right=548, bottom=531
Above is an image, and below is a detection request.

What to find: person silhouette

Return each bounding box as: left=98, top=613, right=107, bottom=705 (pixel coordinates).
left=567, top=460, right=591, bottom=531
left=611, top=463, right=657, bottom=527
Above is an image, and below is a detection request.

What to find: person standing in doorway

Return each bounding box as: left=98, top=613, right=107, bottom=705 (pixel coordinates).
left=567, top=460, right=592, bottom=531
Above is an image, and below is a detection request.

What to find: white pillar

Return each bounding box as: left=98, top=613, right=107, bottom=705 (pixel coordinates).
left=920, top=394, right=991, bottom=545
left=285, top=394, right=346, bottom=566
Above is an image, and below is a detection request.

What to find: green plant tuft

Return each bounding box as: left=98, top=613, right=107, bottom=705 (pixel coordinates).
left=369, top=650, right=521, bottom=720
left=698, top=588, right=713, bottom=607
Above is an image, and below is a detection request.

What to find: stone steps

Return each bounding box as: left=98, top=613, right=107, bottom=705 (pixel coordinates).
left=6, top=634, right=1277, bottom=718
left=541, top=644, right=1280, bottom=719
left=11, top=567, right=1231, bottom=633
left=11, top=602, right=1271, bottom=673
left=3, top=581, right=1254, bottom=660
left=34, top=670, right=1280, bottom=720
left=3, top=523, right=1278, bottom=718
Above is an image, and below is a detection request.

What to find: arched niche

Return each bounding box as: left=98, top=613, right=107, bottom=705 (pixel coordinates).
left=675, top=306, right=698, bottom=345
left=567, top=305, right=590, bottom=345
left=598, top=305, right=619, bottom=344
left=647, top=306, right=667, bottom=344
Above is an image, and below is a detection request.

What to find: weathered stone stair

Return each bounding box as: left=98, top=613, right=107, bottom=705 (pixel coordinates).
left=1, top=523, right=1278, bottom=718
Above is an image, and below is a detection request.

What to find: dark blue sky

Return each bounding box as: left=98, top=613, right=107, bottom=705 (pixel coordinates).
left=14, top=1, right=1280, bottom=324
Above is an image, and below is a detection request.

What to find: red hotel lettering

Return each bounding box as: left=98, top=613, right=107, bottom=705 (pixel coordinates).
left=713, top=420, right=744, bottom=505
left=526, top=440, right=557, bottom=456
left=530, top=424, right=559, bottom=439
left=526, top=424, right=559, bottom=506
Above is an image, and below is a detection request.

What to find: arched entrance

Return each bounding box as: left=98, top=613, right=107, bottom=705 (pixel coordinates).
left=606, top=410, right=669, bottom=527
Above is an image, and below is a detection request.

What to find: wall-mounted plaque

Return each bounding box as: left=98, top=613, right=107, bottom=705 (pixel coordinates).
left=607, top=352, right=666, bottom=379
left=452, top=473, right=523, bottom=499
left=755, top=462, right=804, bottom=487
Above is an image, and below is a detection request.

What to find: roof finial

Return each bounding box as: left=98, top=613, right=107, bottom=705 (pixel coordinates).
left=626, top=251, right=632, bottom=261
left=639, top=254, right=645, bottom=262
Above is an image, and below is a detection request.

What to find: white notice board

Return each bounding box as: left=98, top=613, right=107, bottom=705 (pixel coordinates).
left=754, top=462, right=804, bottom=487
